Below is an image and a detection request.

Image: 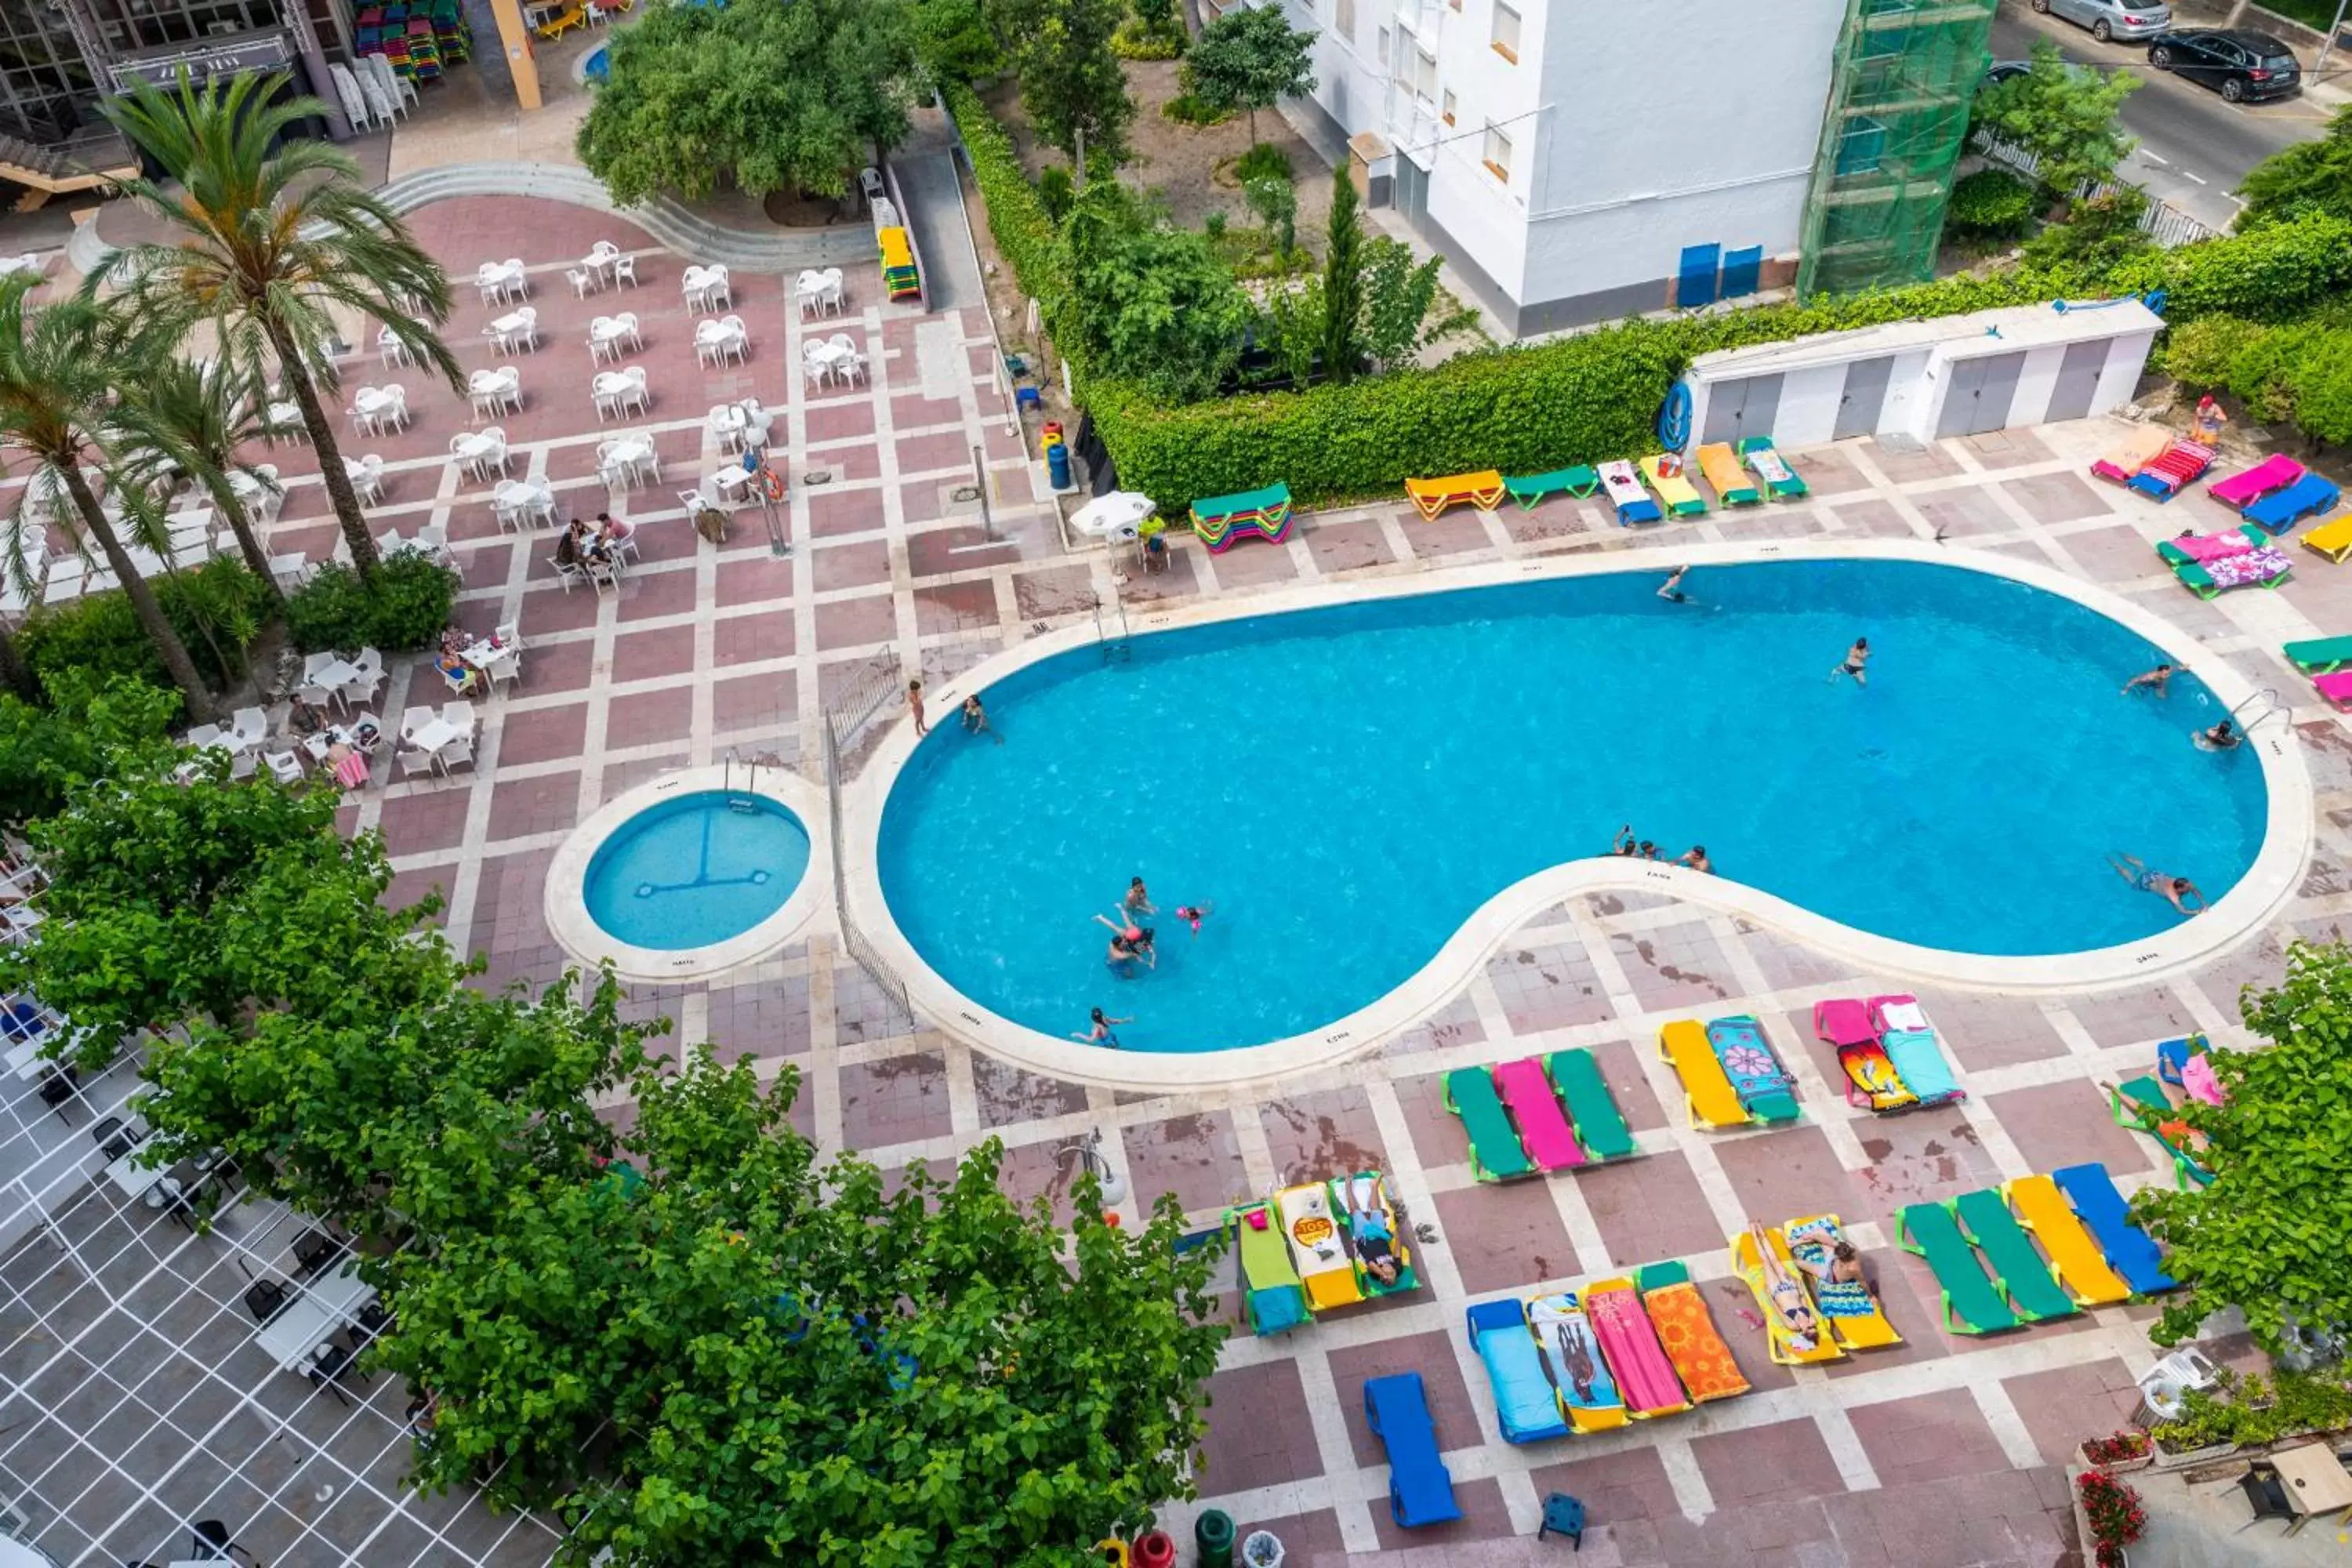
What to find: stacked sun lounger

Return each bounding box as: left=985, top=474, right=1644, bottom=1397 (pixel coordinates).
left=1737, top=436, right=1806, bottom=499
left=2125, top=439, right=2216, bottom=501
left=2156, top=526, right=2292, bottom=598
left=1639, top=455, right=1708, bottom=517
left=1814, top=995, right=1965, bottom=1113
left=1446, top=1051, right=1637, bottom=1178
left=1896, top=1161, right=2179, bottom=1332
left=1502, top=465, right=1601, bottom=510
left=1597, top=459, right=1663, bottom=524
left=1188, top=483, right=1295, bottom=553
left=1695, top=442, right=1762, bottom=506
left=1406, top=470, right=1506, bottom=520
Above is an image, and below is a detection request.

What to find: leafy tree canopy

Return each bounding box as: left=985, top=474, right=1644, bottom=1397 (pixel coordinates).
left=0, top=670, right=176, bottom=829
left=579, top=0, right=921, bottom=205
left=1057, top=184, right=1249, bottom=402
left=1181, top=3, right=1315, bottom=144
left=1973, top=40, right=2140, bottom=201
left=2238, top=103, right=2352, bottom=230
left=913, top=0, right=1005, bottom=84
left=991, top=0, right=1133, bottom=160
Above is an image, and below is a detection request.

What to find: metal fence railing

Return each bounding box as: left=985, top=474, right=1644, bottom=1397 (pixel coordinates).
left=1969, top=131, right=2223, bottom=249
left=820, top=663, right=915, bottom=1036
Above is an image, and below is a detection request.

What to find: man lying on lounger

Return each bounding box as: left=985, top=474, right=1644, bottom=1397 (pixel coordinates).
left=1341, top=1173, right=1403, bottom=1287
left=1748, top=1221, right=1820, bottom=1353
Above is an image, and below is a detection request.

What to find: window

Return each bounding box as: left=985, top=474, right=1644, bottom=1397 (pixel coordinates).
left=1376, top=24, right=1391, bottom=67
left=1441, top=89, right=1457, bottom=126
left=1411, top=46, right=1437, bottom=100
left=1491, top=1, right=1519, bottom=61
left=1334, top=0, right=1355, bottom=44
left=1483, top=122, right=1512, bottom=183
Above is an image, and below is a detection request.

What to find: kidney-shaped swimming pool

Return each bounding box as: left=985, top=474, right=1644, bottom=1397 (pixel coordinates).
left=876, top=559, right=2268, bottom=1053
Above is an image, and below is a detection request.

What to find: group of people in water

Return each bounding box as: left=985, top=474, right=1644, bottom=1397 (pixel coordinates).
left=906, top=680, right=996, bottom=742
left=1609, top=826, right=1711, bottom=874
left=1073, top=878, right=1213, bottom=1046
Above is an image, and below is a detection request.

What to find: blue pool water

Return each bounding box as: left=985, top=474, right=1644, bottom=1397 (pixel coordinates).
left=877, top=560, right=2268, bottom=1053
left=586, top=791, right=810, bottom=949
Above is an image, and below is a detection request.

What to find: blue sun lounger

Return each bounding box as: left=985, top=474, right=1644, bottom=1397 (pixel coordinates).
left=1466, top=1299, right=1570, bottom=1443
left=2052, top=1162, right=2175, bottom=1294
left=2245, top=473, right=2341, bottom=535
left=1364, top=1372, right=1463, bottom=1527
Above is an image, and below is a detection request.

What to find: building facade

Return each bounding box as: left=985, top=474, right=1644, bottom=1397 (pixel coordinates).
left=1277, top=0, right=1997, bottom=338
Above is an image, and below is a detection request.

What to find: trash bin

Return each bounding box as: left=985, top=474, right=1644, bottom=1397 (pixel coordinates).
left=1133, top=1530, right=1175, bottom=1568
left=1240, top=1530, right=1283, bottom=1568
left=1047, top=440, right=1073, bottom=491
left=1195, top=1508, right=1236, bottom=1568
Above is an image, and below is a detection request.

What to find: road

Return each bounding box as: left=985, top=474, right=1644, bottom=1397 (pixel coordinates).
left=1988, top=0, right=2340, bottom=230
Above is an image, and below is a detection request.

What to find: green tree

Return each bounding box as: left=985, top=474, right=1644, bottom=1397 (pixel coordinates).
left=380, top=1048, right=1229, bottom=1567
left=2019, top=184, right=2155, bottom=273
left=1973, top=41, right=2140, bottom=205
left=1181, top=2, right=1315, bottom=146
left=1259, top=272, right=1325, bottom=387
left=2138, top=940, right=2352, bottom=1354
left=1010, top=0, right=1133, bottom=162
left=108, top=353, right=289, bottom=608
left=579, top=0, right=920, bottom=205
left=0, top=670, right=176, bottom=828
left=1319, top=165, right=1365, bottom=385
left=2238, top=104, right=2352, bottom=229
left=1243, top=172, right=1297, bottom=256
left=1127, top=0, right=1181, bottom=49
left=914, top=0, right=1005, bottom=83
left=1057, top=184, right=1248, bottom=401
left=1358, top=236, right=1470, bottom=372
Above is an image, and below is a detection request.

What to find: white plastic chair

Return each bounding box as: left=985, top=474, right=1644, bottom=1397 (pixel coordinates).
left=229, top=706, right=269, bottom=750
left=612, top=253, right=638, bottom=288
left=346, top=453, right=385, bottom=506
left=567, top=268, right=595, bottom=301
left=400, top=705, right=437, bottom=738
left=469, top=367, right=522, bottom=420
left=263, top=750, right=304, bottom=785
left=436, top=736, right=475, bottom=775
left=376, top=325, right=412, bottom=368
left=396, top=746, right=437, bottom=782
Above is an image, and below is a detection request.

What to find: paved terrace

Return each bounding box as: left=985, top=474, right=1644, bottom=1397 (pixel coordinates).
left=2, top=191, right=2348, bottom=1566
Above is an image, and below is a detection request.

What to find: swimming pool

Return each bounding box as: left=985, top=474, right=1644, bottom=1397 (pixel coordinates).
left=585, top=790, right=811, bottom=950
left=874, top=556, right=2274, bottom=1054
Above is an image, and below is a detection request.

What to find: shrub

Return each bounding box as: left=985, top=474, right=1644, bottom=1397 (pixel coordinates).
left=1109, top=20, right=1182, bottom=58
left=2150, top=1370, right=2352, bottom=1453
left=283, top=556, right=458, bottom=655
left=17, top=557, right=270, bottom=705
left=2080, top=1430, right=2150, bottom=1465
left=2158, top=314, right=2268, bottom=387
left=946, top=84, right=1075, bottom=358
left=2076, top=1469, right=2147, bottom=1568
left=1946, top=168, right=2034, bottom=241
left=1160, top=93, right=1232, bottom=126
left=1037, top=164, right=1074, bottom=224
left=1234, top=141, right=1291, bottom=187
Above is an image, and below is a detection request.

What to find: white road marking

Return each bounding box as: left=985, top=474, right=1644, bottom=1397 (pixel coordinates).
left=2182, top=170, right=2209, bottom=184
left=2140, top=150, right=2171, bottom=166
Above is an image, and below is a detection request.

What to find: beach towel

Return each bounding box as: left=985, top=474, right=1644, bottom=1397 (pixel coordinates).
left=2172, top=532, right=2256, bottom=564
left=2090, top=426, right=2172, bottom=485
left=1869, top=996, right=1929, bottom=1034
left=2180, top=1054, right=2224, bottom=1106
left=1279, top=1181, right=1366, bottom=1311
left=1466, top=1299, right=1570, bottom=1443
left=1836, top=1039, right=1917, bottom=1112
left=1784, top=1214, right=1902, bottom=1350
left=1814, top=997, right=1878, bottom=1048
left=1882, top=1029, right=1965, bottom=1105
left=1494, top=1057, right=1586, bottom=1171
left=2203, top=545, right=2292, bottom=590
left=1585, top=1279, right=1691, bottom=1417
left=1729, top=1227, right=1842, bottom=1365
left=1637, top=1265, right=1749, bottom=1403
left=1706, top=1015, right=1798, bottom=1120
left=1528, top=1293, right=1627, bottom=1431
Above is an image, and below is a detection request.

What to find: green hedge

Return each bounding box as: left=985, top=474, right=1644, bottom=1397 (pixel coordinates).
left=284, top=555, right=459, bottom=655
left=18, top=557, right=273, bottom=714
left=949, top=83, right=1077, bottom=373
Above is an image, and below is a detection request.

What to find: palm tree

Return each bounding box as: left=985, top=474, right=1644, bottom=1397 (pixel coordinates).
left=89, top=69, right=462, bottom=581
left=0, top=277, right=215, bottom=719
left=110, top=354, right=289, bottom=609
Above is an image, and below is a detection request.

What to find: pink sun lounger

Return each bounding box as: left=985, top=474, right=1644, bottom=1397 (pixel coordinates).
left=1493, top=1058, right=1587, bottom=1171
left=2210, top=454, right=2305, bottom=510
left=2314, top=670, right=2352, bottom=711
left=1812, top=997, right=1876, bottom=1049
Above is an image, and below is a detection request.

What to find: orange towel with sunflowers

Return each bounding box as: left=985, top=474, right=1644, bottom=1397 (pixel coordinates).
left=1640, top=1279, right=1749, bottom=1403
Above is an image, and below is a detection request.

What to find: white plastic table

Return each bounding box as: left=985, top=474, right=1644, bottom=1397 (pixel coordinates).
left=254, top=1258, right=377, bottom=1372
left=407, top=717, right=459, bottom=755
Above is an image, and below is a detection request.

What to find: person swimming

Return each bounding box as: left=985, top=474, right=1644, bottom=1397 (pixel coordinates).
left=1677, top=844, right=1712, bottom=873
left=1094, top=913, right=1158, bottom=970
left=1173, top=902, right=1212, bottom=934
left=2198, top=720, right=2241, bottom=751
left=962, top=693, right=1000, bottom=742
left=1637, top=840, right=1661, bottom=861
left=1611, top=824, right=1638, bottom=856
left=1658, top=565, right=1690, bottom=604
left=1829, top=637, right=1870, bottom=687
left=1123, top=877, right=1156, bottom=916
left=2122, top=662, right=2174, bottom=698
left=1071, top=1007, right=1131, bottom=1047
left=2111, top=854, right=2205, bottom=916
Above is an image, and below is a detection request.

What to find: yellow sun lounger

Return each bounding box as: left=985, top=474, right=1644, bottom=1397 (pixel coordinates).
left=1406, top=470, right=1506, bottom=521
left=1276, top=1180, right=1365, bottom=1311
left=1783, top=1214, right=1902, bottom=1351
left=1657, top=1020, right=1749, bottom=1130
left=2303, top=514, right=2352, bottom=564
left=1730, top=1226, right=1843, bottom=1366
left=1695, top=442, right=1762, bottom=506
left=2002, top=1174, right=2131, bottom=1307
left=1639, top=455, right=1708, bottom=517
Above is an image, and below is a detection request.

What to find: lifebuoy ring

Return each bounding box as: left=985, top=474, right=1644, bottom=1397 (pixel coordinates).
left=761, top=466, right=786, bottom=503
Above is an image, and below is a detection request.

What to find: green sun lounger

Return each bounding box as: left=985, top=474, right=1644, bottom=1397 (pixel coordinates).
left=2111, top=1077, right=2214, bottom=1188
left=1445, top=1067, right=1534, bottom=1181
left=1502, top=466, right=1601, bottom=510
left=1951, top=1188, right=2078, bottom=1323
left=2284, top=635, right=2352, bottom=673
left=1545, top=1049, right=1635, bottom=1161
left=1896, top=1200, right=2019, bottom=1335
left=1735, top=436, right=1808, bottom=500
left=1225, top=1199, right=1310, bottom=1334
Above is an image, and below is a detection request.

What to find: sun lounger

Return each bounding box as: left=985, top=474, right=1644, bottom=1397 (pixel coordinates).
left=1737, top=436, right=1807, bottom=500
left=2050, top=1161, right=2175, bottom=1294
left=1639, top=454, right=1708, bottom=517
left=1896, top=1200, right=2020, bottom=1335
left=1867, top=995, right=1965, bottom=1107
left=1494, top=1057, right=1586, bottom=1171
left=1729, top=1225, right=1843, bottom=1365
left=1502, top=465, right=1602, bottom=510
left=1445, top=1068, right=1535, bottom=1181
left=1705, top=1014, right=1800, bottom=1123
left=2090, top=426, right=2173, bottom=486
left=1635, top=1261, right=1749, bottom=1403
left=1545, top=1048, right=1635, bottom=1160
left=2156, top=1035, right=2224, bottom=1107
left=2284, top=633, right=2352, bottom=672
left=2316, top=670, right=2352, bottom=710
left=1586, top=1277, right=1692, bottom=1417
left=2158, top=527, right=2292, bottom=597
left=1332, top=1169, right=1419, bottom=1297
left=2155, top=1035, right=2201, bottom=1089
left=2302, top=514, right=2352, bottom=564
left=1951, top=1188, right=2078, bottom=1323
left=1406, top=470, right=1506, bottom=521
left=2244, top=473, right=2339, bottom=535
left=1658, top=1019, right=1749, bottom=1130
left=1528, top=1292, right=1628, bottom=1432
left=1695, top=441, right=1762, bottom=506
left=2209, top=452, right=2305, bottom=510
left=1784, top=1214, right=1902, bottom=1350
left=2125, top=439, right=2215, bottom=501
left=2110, top=1076, right=2213, bottom=1188
left=1466, top=1299, right=1570, bottom=1443
left=1277, top=1180, right=1366, bottom=1312
left=1188, top=483, right=1295, bottom=553
left=1598, top=459, right=1664, bottom=525
left=2003, top=1174, right=2132, bottom=1308
left=1817, top=997, right=1922, bottom=1112
left=1226, top=1199, right=1311, bottom=1334
left=1364, top=1372, right=1463, bottom=1527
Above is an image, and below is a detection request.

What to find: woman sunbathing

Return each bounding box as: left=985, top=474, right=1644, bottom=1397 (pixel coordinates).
left=1341, top=1173, right=1403, bottom=1287
left=1748, top=1222, right=1820, bottom=1352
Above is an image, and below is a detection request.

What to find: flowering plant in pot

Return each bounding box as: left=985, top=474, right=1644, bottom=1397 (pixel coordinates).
left=2081, top=1428, right=2153, bottom=1469
left=2078, top=1468, right=2148, bottom=1567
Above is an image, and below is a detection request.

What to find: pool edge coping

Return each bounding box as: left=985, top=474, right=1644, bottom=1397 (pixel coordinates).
left=546, top=765, right=828, bottom=985
left=838, top=537, right=2311, bottom=1091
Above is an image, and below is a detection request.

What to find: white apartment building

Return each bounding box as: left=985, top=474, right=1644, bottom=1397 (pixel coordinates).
left=1276, top=0, right=1864, bottom=337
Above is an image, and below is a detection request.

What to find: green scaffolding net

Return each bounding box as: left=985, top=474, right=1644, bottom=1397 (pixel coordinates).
left=1797, top=0, right=1998, bottom=301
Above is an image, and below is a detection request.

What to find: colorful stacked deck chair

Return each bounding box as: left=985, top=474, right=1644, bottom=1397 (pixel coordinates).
left=2003, top=1173, right=2131, bottom=1307
left=1585, top=1277, right=1692, bottom=1417
left=1737, top=436, right=1807, bottom=499
left=1365, top=1373, right=1462, bottom=1526
left=1815, top=996, right=1917, bottom=1112
left=1494, top=1057, right=1586, bottom=1172
left=1331, top=1170, right=1419, bottom=1298
left=2089, top=426, right=2173, bottom=486
left=880, top=227, right=921, bottom=303
left=1951, top=1188, right=2078, bottom=1323
left=1406, top=470, right=1505, bottom=520
left=2301, top=514, right=2352, bottom=563
left=1895, top=1200, right=2020, bottom=1335
left=2156, top=526, right=2292, bottom=598
left=1705, top=1014, right=1800, bottom=1123
left=2209, top=452, right=2304, bottom=511
left=2246, top=473, right=2339, bottom=535
left=1639, top=454, right=1708, bottom=517
left=1657, top=1019, right=1749, bottom=1130
left=1730, top=1225, right=1843, bottom=1365
left=1188, top=484, right=1294, bottom=553
left=2109, top=1077, right=2213, bottom=1188
left=1634, top=1261, right=1749, bottom=1403
left=2125, top=439, right=2216, bottom=501
left=2156, top=1035, right=2225, bottom=1107
left=1529, top=1293, right=1628, bottom=1432
left=1277, top=1180, right=1366, bottom=1311
left=1784, top=1214, right=1902, bottom=1350
left=1444, top=1067, right=1535, bottom=1181
left=1867, top=995, right=1965, bottom=1108
left=2284, top=633, right=2352, bottom=673
left=1502, top=465, right=1600, bottom=510
left=1466, top=1299, right=1570, bottom=1443
left=1695, top=441, right=1762, bottom=506
left=1225, top=1199, right=1310, bottom=1334
left=1598, top=459, right=1664, bottom=525
left=2050, top=1162, right=2175, bottom=1294
left=1545, top=1048, right=1636, bottom=1160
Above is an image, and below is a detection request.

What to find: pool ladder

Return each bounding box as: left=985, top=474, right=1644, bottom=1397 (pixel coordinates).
left=2228, top=688, right=2288, bottom=735
left=1093, top=592, right=1131, bottom=663
left=722, top=748, right=760, bottom=811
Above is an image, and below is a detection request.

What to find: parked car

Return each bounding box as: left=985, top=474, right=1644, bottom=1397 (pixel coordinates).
left=1983, top=58, right=2033, bottom=86
left=2147, top=27, right=2303, bottom=102
left=2032, top=0, right=2172, bottom=43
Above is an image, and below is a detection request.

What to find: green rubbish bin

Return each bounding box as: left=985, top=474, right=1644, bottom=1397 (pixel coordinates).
left=1195, top=1508, right=1236, bottom=1568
